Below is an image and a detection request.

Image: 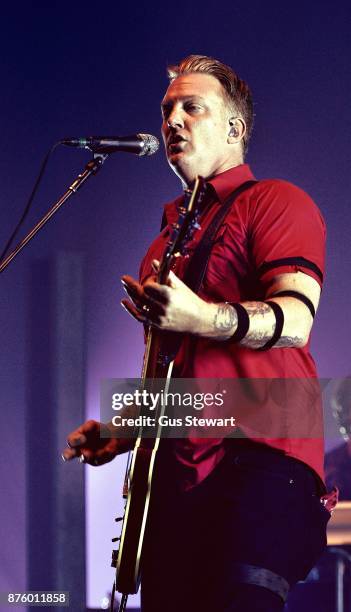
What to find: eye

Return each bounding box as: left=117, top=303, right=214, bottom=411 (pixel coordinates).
left=161, top=106, right=171, bottom=120
left=185, top=103, right=202, bottom=113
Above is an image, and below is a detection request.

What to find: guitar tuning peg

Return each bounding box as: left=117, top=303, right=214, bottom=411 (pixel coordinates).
left=114, top=516, right=123, bottom=522
left=112, top=536, right=121, bottom=543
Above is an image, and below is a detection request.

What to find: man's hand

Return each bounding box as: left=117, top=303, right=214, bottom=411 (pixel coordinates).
left=121, top=259, right=207, bottom=334
left=121, top=264, right=322, bottom=348
left=62, top=420, right=131, bottom=466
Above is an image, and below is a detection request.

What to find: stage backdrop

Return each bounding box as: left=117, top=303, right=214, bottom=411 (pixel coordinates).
left=0, top=2, right=350, bottom=610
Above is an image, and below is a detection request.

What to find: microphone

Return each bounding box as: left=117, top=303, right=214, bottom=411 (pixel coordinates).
left=60, top=133, right=159, bottom=156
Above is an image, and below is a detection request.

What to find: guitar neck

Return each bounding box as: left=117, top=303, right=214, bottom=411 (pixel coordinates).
left=141, top=327, right=173, bottom=380
left=112, top=176, right=206, bottom=599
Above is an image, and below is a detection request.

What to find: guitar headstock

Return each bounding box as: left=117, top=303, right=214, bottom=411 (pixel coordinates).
left=158, top=176, right=207, bottom=284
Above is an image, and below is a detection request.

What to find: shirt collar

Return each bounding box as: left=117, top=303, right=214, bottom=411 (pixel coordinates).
left=163, top=164, right=256, bottom=225
left=206, top=164, right=256, bottom=203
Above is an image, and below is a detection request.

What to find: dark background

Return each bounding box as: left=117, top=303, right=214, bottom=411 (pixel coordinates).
left=0, top=1, right=350, bottom=609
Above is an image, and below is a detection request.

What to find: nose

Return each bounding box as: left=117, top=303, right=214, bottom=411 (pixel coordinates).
left=166, top=108, right=184, bottom=130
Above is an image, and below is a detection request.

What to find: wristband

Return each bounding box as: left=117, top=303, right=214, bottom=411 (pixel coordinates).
left=226, top=302, right=250, bottom=343
left=270, top=290, right=315, bottom=318
left=257, top=301, right=284, bottom=350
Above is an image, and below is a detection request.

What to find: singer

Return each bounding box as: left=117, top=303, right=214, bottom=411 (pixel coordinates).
left=63, top=55, right=335, bottom=611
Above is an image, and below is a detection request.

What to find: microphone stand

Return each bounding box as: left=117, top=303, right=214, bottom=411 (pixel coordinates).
left=0, top=152, right=109, bottom=274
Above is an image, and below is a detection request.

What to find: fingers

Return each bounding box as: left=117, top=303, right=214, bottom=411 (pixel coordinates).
left=151, top=259, right=160, bottom=272
left=63, top=445, right=116, bottom=467
left=143, top=281, right=169, bottom=305
left=121, top=275, right=166, bottom=323
left=151, top=261, right=184, bottom=291
left=86, top=444, right=117, bottom=466
left=63, top=447, right=113, bottom=466
left=121, top=283, right=143, bottom=309
left=67, top=433, right=87, bottom=448
left=121, top=271, right=168, bottom=307
left=121, top=275, right=145, bottom=307
left=61, top=447, right=79, bottom=462
left=120, top=266, right=173, bottom=328
left=62, top=432, right=87, bottom=461
left=62, top=446, right=86, bottom=462
left=121, top=299, right=147, bottom=323
left=75, top=449, right=104, bottom=466
left=62, top=420, right=100, bottom=463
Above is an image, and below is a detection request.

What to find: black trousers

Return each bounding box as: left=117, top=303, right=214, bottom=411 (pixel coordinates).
left=141, top=442, right=330, bottom=612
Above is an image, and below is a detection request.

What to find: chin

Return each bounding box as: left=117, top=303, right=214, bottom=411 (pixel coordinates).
left=168, top=155, right=199, bottom=185
left=170, top=164, right=196, bottom=186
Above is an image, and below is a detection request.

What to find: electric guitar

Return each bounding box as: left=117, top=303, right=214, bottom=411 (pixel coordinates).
left=110, top=176, right=206, bottom=612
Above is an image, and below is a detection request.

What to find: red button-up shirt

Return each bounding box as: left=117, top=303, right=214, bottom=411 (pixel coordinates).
left=139, top=164, right=326, bottom=490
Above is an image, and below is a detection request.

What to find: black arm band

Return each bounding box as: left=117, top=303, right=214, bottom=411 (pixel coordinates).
left=227, top=303, right=250, bottom=343
left=269, top=290, right=316, bottom=318
left=257, top=301, right=285, bottom=351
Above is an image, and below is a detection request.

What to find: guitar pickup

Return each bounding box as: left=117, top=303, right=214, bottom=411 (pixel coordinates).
left=111, top=549, right=119, bottom=568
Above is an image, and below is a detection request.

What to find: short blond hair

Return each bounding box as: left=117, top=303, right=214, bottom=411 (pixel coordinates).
left=167, top=54, right=254, bottom=155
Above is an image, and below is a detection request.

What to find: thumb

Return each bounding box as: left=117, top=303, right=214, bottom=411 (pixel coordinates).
left=167, top=269, right=184, bottom=289
left=151, top=259, right=160, bottom=273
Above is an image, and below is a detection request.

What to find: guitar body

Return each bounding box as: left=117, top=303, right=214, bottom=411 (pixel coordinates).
left=115, top=328, right=174, bottom=595
left=111, top=177, right=206, bottom=606
left=115, top=440, right=158, bottom=594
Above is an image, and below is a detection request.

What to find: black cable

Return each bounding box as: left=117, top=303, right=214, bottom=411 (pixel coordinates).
left=0, top=141, right=61, bottom=262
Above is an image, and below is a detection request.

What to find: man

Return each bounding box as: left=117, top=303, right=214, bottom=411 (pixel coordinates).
left=63, top=55, right=332, bottom=611
left=325, top=377, right=351, bottom=500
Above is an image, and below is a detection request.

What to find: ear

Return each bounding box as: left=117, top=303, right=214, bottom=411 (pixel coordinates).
left=227, top=117, right=246, bottom=144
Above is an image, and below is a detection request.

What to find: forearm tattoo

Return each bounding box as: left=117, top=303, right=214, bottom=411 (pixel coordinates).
left=244, top=302, right=272, bottom=317
left=212, top=300, right=305, bottom=348
left=274, top=335, right=305, bottom=348
left=238, top=302, right=272, bottom=348
left=240, top=325, right=275, bottom=348
left=241, top=301, right=304, bottom=349
left=213, top=303, right=238, bottom=335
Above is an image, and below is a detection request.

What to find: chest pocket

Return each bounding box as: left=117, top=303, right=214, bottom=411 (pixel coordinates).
left=201, top=221, right=254, bottom=302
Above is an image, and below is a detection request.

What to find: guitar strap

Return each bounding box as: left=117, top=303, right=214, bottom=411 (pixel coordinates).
left=183, top=179, right=258, bottom=293
left=158, top=179, right=258, bottom=363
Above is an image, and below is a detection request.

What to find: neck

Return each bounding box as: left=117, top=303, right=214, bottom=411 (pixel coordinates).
left=179, top=159, right=245, bottom=189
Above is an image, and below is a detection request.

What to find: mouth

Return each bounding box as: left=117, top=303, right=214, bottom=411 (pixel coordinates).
left=167, top=135, right=188, bottom=153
